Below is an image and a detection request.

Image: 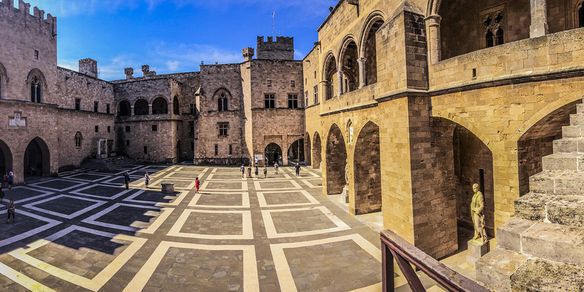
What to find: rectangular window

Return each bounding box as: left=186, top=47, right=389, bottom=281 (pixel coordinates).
left=190, top=104, right=196, bottom=115
left=106, top=104, right=111, bottom=114
left=126, top=140, right=130, bottom=146
left=267, top=80, right=272, bottom=87
left=34, top=50, right=39, bottom=60
left=125, top=126, right=130, bottom=132
left=189, top=121, right=195, bottom=134
left=264, top=94, right=275, bottom=109
left=288, top=94, right=299, bottom=109
left=214, top=144, right=219, bottom=156
left=107, top=126, right=111, bottom=133
left=75, top=98, right=81, bottom=111
left=144, top=146, right=148, bottom=154
left=229, top=144, right=233, bottom=155
left=94, top=125, right=99, bottom=133
left=218, top=122, right=229, bottom=137
left=313, top=86, right=319, bottom=104
left=94, top=101, right=99, bottom=113
left=291, top=80, right=296, bottom=88
left=152, top=125, right=158, bottom=131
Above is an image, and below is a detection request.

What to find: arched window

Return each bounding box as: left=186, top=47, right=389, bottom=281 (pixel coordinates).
left=362, top=18, right=384, bottom=86
left=118, top=100, right=131, bottom=116
left=30, top=77, right=42, bottom=103
left=323, top=54, right=337, bottom=100
left=152, top=97, right=168, bottom=114
left=134, top=99, right=149, bottom=115
left=0, top=63, right=7, bottom=99
left=496, top=28, right=504, bottom=45
left=173, top=96, right=180, bottom=115
left=218, top=93, right=228, bottom=112
left=75, top=132, right=83, bottom=148
left=486, top=30, right=495, bottom=48
left=340, top=40, right=359, bottom=93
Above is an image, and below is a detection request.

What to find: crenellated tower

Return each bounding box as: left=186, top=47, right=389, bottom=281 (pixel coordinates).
left=256, top=36, right=294, bottom=60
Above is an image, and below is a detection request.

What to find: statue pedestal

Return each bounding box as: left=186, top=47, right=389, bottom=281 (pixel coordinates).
left=161, top=182, right=175, bottom=194
left=467, top=239, right=490, bottom=265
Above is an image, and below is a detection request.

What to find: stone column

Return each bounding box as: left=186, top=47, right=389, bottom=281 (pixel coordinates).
left=130, top=106, right=134, bottom=116
left=530, top=0, right=548, bottom=38
left=337, top=71, right=344, bottom=96
left=357, top=57, right=366, bottom=88
left=425, top=15, right=442, bottom=65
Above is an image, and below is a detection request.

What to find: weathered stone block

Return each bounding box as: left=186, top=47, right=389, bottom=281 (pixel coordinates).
left=511, top=259, right=584, bottom=291
left=476, top=248, right=528, bottom=292
left=521, top=222, right=584, bottom=266
left=497, top=217, right=536, bottom=252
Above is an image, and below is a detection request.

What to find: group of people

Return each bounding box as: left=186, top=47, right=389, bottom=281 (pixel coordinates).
left=123, top=170, right=202, bottom=193
left=239, top=162, right=303, bottom=178
left=1, top=171, right=16, bottom=224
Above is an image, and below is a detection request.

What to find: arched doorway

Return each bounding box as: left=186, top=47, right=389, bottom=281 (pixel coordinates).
left=288, top=139, right=305, bottom=164
left=24, top=137, right=50, bottom=178
left=313, top=132, right=322, bottom=169
left=265, top=143, right=282, bottom=166
left=305, top=133, right=312, bottom=166
left=326, top=124, right=347, bottom=195
left=354, top=122, right=382, bottom=214
left=0, top=140, right=13, bottom=176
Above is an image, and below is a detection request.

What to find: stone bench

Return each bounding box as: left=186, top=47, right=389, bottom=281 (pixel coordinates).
left=161, top=182, right=175, bottom=194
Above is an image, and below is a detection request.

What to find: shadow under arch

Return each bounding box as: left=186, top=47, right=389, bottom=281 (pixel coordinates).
left=305, top=133, right=311, bottom=166
left=0, top=139, right=13, bottom=175
left=313, top=132, right=322, bottom=169
left=353, top=121, right=382, bottom=214
left=24, top=137, right=50, bottom=178
left=326, top=124, right=347, bottom=195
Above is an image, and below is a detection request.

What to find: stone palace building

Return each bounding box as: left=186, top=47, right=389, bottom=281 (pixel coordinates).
left=2, top=0, right=584, bottom=289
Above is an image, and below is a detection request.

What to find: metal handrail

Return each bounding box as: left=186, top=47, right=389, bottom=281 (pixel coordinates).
left=381, top=229, right=489, bottom=292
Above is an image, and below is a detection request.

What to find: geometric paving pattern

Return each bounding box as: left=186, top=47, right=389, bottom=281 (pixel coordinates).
left=0, top=164, right=381, bottom=291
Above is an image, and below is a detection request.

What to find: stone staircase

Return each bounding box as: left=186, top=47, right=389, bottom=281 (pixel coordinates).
left=476, top=104, right=584, bottom=291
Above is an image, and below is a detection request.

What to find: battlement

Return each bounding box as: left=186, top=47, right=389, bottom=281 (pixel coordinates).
left=256, top=36, right=294, bottom=60
left=0, top=0, right=57, bottom=37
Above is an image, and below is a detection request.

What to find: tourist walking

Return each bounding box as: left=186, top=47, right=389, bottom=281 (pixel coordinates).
left=2, top=173, right=7, bottom=189
left=240, top=164, right=245, bottom=178
left=247, top=165, right=252, bottom=178
left=123, top=172, right=130, bottom=190
left=7, top=171, right=13, bottom=191
left=144, top=172, right=150, bottom=188
left=295, top=163, right=301, bottom=177
left=6, top=199, right=15, bottom=223
left=274, top=162, right=279, bottom=174
left=255, top=165, right=259, bottom=177
left=0, top=187, right=4, bottom=204
left=263, top=166, right=267, bottom=178
left=195, top=177, right=200, bottom=193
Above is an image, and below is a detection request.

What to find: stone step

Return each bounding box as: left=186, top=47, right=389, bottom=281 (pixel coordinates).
left=570, top=113, right=584, bottom=126
left=476, top=248, right=528, bottom=292
left=510, top=258, right=584, bottom=291
left=514, top=193, right=584, bottom=227
left=553, top=138, right=584, bottom=153
left=561, top=125, right=584, bottom=138
left=541, top=153, right=584, bottom=171
left=530, top=171, right=584, bottom=196
left=495, top=218, right=584, bottom=265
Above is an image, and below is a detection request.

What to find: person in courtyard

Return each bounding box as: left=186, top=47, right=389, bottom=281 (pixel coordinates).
left=7, top=171, right=14, bottom=191
left=2, top=173, right=7, bottom=189
left=295, top=163, right=301, bottom=177
left=123, top=172, right=130, bottom=190
left=195, top=177, right=200, bottom=193
left=144, top=172, right=150, bottom=188
left=255, top=164, right=259, bottom=177
left=274, top=162, right=279, bottom=174
left=240, top=164, right=245, bottom=178
left=0, top=187, right=4, bottom=204
left=263, top=166, right=268, bottom=178
left=247, top=165, right=252, bottom=178
left=6, top=199, right=15, bottom=224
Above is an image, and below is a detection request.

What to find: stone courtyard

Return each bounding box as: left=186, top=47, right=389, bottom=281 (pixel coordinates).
left=0, top=164, right=392, bottom=291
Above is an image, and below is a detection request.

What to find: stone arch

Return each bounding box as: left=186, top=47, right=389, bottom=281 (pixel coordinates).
left=26, top=69, right=47, bottom=103
left=326, top=124, right=347, bottom=195
left=287, top=139, right=305, bottom=164
left=305, top=133, right=312, bottom=166
left=339, top=37, right=360, bottom=93
left=323, top=53, right=338, bottom=100
left=353, top=121, right=382, bottom=214
left=173, top=96, right=180, bottom=115
left=432, top=117, right=495, bottom=240
left=24, top=137, right=50, bottom=178
left=313, top=132, right=322, bottom=169
left=360, top=14, right=384, bottom=86
left=152, top=97, right=168, bottom=115
left=0, top=62, right=8, bottom=99
left=134, top=99, right=149, bottom=115
left=118, top=100, right=131, bottom=116
left=517, top=100, right=580, bottom=196
left=214, top=88, right=231, bottom=112
left=265, top=143, right=283, bottom=166
left=0, top=140, right=13, bottom=176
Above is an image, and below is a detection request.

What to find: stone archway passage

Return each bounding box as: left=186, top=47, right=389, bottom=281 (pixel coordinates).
left=265, top=143, right=283, bottom=166
left=0, top=140, right=13, bottom=176
left=326, top=124, right=347, bottom=195
left=354, top=122, right=382, bottom=214
left=152, top=97, right=168, bottom=115
left=305, top=134, right=312, bottom=166
left=24, top=137, right=50, bottom=178
left=313, top=133, right=322, bottom=169
left=288, top=139, right=305, bottom=164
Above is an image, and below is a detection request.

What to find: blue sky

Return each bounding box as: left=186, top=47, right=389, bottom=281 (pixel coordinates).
left=25, top=0, right=338, bottom=80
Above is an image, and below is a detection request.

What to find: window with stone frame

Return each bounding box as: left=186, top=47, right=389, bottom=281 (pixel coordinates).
left=218, top=122, right=229, bottom=137
left=218, top=93, right=228, bottom=112
left=481, top=7, right=505, bottom=48
left=229, top=144, right=233, bottom=155
left=94, top=101, right=99, bottom=113
left=214, top=144, right=219, bottom=156
left=75, top=98, right=81, bottom=110
left=30, top=76, right=42, bottom=103
left=265, top=93, right=276, bottom=109
left=288, top=94, right=299, bottom=109
left=106, top=104, right=111, bottom=114
left=95, top=125, right=99, bottom=133
left=75, top=132, right=83, bottom=148
left=313, top=85, right=319, bottom=104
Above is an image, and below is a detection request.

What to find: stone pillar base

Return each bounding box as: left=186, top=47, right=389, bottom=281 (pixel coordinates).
left=467, top=239, right=490, bottom=265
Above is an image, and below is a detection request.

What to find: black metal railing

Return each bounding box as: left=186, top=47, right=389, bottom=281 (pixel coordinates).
left=381, top=229, right=489, bottom=292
